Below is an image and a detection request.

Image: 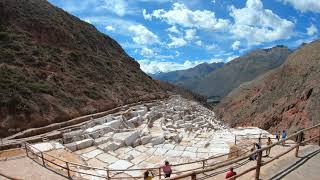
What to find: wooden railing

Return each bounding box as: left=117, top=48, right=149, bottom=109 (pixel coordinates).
left=24, top=140, right=254, bottom=179
left=23, top=123, right=320, bottom=180
left=163, top=123, right=320, bottom=180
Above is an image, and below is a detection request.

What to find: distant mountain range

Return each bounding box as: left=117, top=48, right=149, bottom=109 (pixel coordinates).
left=151, top=62, right=224, bottom=90
left=216, top=40, right=320, bottom=133
left=152, top=45, right=292, bottom=101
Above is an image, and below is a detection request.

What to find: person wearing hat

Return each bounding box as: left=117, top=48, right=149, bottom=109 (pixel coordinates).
left=162, top=160, right=172, bottom=178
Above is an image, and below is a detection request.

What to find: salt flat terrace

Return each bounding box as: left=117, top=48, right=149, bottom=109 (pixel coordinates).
left=27, top=96, right=271, bottom=179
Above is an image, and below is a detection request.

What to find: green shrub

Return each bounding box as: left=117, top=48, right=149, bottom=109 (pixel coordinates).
left=84, top=89, right=100, bottom=100
left=0, top=32, right=12, bottom=42
left=27, top=83, right=51, bottom=94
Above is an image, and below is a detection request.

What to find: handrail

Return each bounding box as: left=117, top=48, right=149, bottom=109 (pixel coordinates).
left=24, top=123, right=320, bottom=179
left=23, top=134, right=255, bottom=179
left=164, top=123, right=320, bottom=180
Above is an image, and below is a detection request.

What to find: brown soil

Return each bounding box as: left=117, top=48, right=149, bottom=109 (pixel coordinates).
left=0, top=148, right=25, bottom=159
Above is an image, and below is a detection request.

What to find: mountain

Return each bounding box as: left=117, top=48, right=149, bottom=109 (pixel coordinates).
left=0, top=0, right=167, bottom=137
left=151, top=62, right=224, bottom=90
left=195, top=46, right=292, bottom=100
left=157, top=80, right=208, bottom=107
left=215, top=40, right=320, bottom=133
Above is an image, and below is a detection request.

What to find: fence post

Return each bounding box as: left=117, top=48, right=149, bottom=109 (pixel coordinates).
left=295, top=132, right=302, bottom=157
left=66, top=162, right=71, bottom=178
left=202, top=160, right=205, bottom=169
left=318, top=127, right=320, bottom=146
left=25, top=143, right=28, bottom=157
left=41, top=152, right=46, bottom=167
left=255, top=150, right=262, bottom=180
left=159, top=167, right=161, bottom=179
left=191, top=172, right=196, bottom=180
left=107, top=169, right=110, bottom=180
left=234, top=135, right=237, bottom=145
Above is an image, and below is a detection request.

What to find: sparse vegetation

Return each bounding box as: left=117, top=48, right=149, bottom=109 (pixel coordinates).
left=27, top=83, right=51, bottom=94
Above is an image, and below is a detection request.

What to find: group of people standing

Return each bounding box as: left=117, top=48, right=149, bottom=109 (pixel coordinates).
left=144, top=161, right=172, bottom=180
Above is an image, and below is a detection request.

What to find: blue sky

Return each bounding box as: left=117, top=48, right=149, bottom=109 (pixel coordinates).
left=48, top=0, right=319, bottom=74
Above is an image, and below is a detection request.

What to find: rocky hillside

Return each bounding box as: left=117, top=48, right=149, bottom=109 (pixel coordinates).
left=0, top=0, right=167, bottom=137
left=216, top=40, right=320, bottom=133
left=156, top=80, right=208, bottom=107
left=195, top=46, right=291, bottom=99
left=151, top=62, right=224, bottom=90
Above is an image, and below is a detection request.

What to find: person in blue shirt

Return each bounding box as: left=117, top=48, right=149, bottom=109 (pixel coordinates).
left=282, top=130, right=287, bottom=145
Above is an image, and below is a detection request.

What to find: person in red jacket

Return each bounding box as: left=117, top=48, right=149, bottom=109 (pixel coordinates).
left=225, top=167, right=237, bottom=179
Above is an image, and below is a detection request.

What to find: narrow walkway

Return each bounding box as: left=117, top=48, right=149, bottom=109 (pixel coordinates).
left=263, top=145, right=320, bottom=180
left=0, top=156, right=68, bottom=180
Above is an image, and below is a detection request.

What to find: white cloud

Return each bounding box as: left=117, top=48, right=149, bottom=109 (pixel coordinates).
left=140, top=47, right=156, bottom=57
left=195, top=40, right=203, bottom=46
left=184, top=29, right=197, bottom=41
left=231, top=41, right=241, bottom=50
left=84, top=16, right=160, bottom=46
left=205, top=44, right=217, bottom=51
left=230, top=0, right=295, bottom=45
left=128, top=24, right=160, bottom=45
left=168, top=35, right=187, bottom=48
left=166, top=26, right=181, bottom=34
left=175, top=51, right=180, bottom=57
left=138, top=59, right=221, bottom=74
left=105, top=25, right=115, bottom=31
left=226, top=55, right=239, bottom=62
left=279, top=0, right=320, bottom=13
left=142, top=9, right=152, bottom=20
left=307, top=24, right=318, bottom=36
left=149, top=3, right=230, bottom=31
left=100, top=0, right=129, bottom=16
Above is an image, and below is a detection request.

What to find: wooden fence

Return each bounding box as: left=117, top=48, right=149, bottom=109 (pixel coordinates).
left=23, top=123, right=320, bottom=179
left=24, top=139, right=253, bottom=179
left=163, top=123, right=320, bottom=180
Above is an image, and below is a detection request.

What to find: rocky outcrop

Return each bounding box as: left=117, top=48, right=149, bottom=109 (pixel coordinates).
left=0, top=0, right=167, bottom=137
left=216, top=40, right=320, bottom=133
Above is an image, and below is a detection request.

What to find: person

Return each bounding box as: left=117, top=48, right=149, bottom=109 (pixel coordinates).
left=275, top=132, right=279, bottom=141
left=282, top=130, right=287, bottom=145
left=225, top=167, right=237, bottom=179
left=162, top=160, right=172, bottom=178
left=255, top=142, right=261, bottom=150
left=144, top=169, right=154, bottom=180
left=266, top=137, right=272, bottom=157
left=249, top=148, right=257, bottom=161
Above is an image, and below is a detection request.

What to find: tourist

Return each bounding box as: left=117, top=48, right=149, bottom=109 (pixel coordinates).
left=266, top=137, right=272, bottom=157
left=249, top=148, right=256, bottom=161
left=282, top=130, right=287, bottom=145
left=144, top=169, right=154, bottom=180
left=162, top=160, right=172, bottom=178
left=255, top=142, right=261, bottom=150
left=225, top=167, right=237, bottom=179
left=275, top=132, right=279, bottom=141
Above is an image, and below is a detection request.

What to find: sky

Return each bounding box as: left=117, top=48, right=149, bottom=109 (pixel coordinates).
left=48, top=0, right=320, bottom=74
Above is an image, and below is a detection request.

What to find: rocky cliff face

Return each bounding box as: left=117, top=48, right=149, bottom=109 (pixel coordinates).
left=216, top=40, right=320, bottom=133
left=0, top=0, right=167, bottom=137
left=195, top=46, right=291, bottom=99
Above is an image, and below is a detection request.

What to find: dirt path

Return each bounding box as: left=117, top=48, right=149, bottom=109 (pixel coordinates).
left=262, top=145, right=320, bottom=180
left=0, top=156, right=68, bottom=180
